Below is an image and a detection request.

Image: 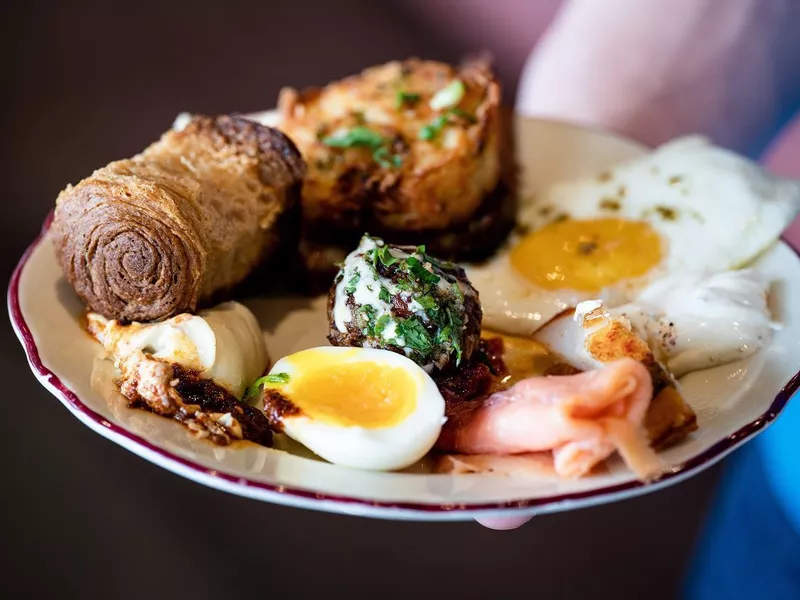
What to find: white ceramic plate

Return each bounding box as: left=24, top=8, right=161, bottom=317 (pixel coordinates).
left=9, top=112, right=800, bottom=521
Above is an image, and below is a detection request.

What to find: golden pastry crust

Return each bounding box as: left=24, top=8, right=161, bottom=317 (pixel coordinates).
left=278, top=57, right=502, bottom=235
left=52, top=115, right=306, bottom=322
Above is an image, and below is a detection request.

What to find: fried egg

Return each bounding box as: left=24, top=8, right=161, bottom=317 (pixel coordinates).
left=466, top=135, right=800, bottom=336
left=608, top=269, right=774, bottom=377
left=257, top=346, right=445, bottom=471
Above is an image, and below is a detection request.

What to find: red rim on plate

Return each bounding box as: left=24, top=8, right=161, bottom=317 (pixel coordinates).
left=8, top=211, right=800, bottom=516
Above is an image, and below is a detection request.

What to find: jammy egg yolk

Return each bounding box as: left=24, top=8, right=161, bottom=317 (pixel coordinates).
left=510, top=218, right=663, bottom=292
left=288, top=361, right=418, bottom=429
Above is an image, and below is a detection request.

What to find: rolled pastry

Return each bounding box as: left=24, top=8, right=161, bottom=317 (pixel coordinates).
left=52, top=114, right=306, bottom=322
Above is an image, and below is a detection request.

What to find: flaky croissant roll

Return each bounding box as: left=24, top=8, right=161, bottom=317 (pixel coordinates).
left=52, top=115, right=306, bottom=322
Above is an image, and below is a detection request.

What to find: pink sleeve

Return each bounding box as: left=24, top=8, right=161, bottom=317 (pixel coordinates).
left=516, top=0, right=800, bottom=157
left=764, top=116, right=800, bottom=246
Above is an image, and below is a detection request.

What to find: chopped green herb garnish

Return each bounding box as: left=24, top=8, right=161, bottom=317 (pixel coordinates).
left=415, top=245, right=449, bottom=271
left=448, top=107, right=477, bottom=123
left=347, top=235, right=470, bottom=368
left=377, top=244, right=399, bottom=267
left=453, top=339, right=463, bottom=366
left=429, top=79, right=465, bottom=110
left=434, top=313, right=464, bottom=367
left=416, top=294, right=439, bottom=313
left=351, top=110, right=366, bottom=125
left=406, top=256, right=441, bottom=285
left=419, top=125, right=435, bottom=141
left=373, top=147, right=391, bottom=168
left=322, top=126, right=385, bottom=149
left=419, top=114, right=449, bottom=141
left=357, top=304, right=378, bottom=336
left=446, top=307, right=463, bottom=329
left=344, top=271, right=360, bottom=294
left=357, top=304, right=377, bottom=321
left=374, top=314, right=392, bottom=335
left=419, top=105, right=475, bottom=141
left=397, top=318, right=433, bottom=354
left=244, top=372, right=290, bottom=399
left=364, top=248, right=377, bottom=268
left=395, top=278, right=414, bottom=292
left=265, top=372, right=290, bottom=384
left=373, top=146, right=403, bottom=169
left=396, top=90, right=421, bottom=109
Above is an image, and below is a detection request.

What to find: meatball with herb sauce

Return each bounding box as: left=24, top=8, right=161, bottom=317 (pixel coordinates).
left=328, top=235, right=482, bottom=372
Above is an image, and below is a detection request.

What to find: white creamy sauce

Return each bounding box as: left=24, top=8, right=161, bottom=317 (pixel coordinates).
left=333, top=238, right=417, bottom=351
left=381, top=319, right=399, bottom=342
left=334, top=237, right=397, bottom=334
left=407, top=299, right=429, bottom=322
left=332, top=278, right=352, bottom=332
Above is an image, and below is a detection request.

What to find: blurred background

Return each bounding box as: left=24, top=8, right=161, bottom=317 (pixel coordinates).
left=4, top=1, right=791, bottom=598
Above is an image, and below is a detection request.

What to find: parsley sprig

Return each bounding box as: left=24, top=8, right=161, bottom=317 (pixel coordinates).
left=397, top=318, right=433, bottom=355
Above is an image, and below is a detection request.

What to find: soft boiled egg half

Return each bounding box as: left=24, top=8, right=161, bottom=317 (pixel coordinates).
left=466, top=135, right=800, bottom=336
left=255, top=346, right=446, bottom=471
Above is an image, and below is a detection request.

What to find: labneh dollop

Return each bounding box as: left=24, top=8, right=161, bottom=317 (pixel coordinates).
left=327, top=235, right=482, bottom=372
left=88, top=301, right=272, bottom=445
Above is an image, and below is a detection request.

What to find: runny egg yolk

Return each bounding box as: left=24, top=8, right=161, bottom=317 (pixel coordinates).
left=285, top=358, right=418, bottom=429
left=510, top=218, right=663, bottom=292
left=481, top=329, right=559, bottom=385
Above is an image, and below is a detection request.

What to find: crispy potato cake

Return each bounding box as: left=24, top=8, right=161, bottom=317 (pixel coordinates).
left=278, top=57, right=504, bottom=238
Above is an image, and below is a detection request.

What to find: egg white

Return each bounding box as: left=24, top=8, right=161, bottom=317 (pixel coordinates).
left=265, top=346, right=446, bottom=471
left=466, top=135, right=800, bottom=337
left=608, top=269, right=774, bottom=377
